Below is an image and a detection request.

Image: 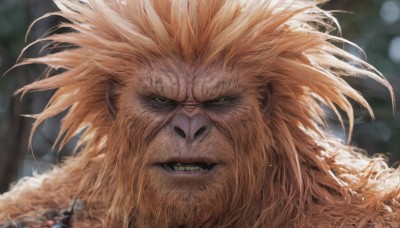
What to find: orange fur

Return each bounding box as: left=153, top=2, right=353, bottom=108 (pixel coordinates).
left=0, top=0, right=399, bottom=227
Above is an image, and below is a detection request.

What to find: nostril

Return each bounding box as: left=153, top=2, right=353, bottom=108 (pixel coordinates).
left=174, top=127, right=186, bottom=138
left=194, top=126, right=207, bottom=139
left=170, top=113, right=210, bottom=142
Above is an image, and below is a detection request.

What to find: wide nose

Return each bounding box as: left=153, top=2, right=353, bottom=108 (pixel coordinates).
left=170, top=113, right=211, bottom=143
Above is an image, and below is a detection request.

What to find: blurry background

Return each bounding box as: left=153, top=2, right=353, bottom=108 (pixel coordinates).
left=0, top=0, right=399, bottom=193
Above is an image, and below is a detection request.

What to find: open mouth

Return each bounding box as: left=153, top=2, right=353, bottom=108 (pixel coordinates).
left=161, top=162, right=216, bottom=173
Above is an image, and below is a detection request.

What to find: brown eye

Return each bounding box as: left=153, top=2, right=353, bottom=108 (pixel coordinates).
left=149, top=96, right=178, bottom=109
left=204, top=96, right=237, bottom=108
left=151, top=96, right=176, bottom=105
left=140, top=95, right=178, bottom=112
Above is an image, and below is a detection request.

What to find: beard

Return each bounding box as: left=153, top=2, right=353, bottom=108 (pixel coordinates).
left=134, top=166, right=235, bottom=228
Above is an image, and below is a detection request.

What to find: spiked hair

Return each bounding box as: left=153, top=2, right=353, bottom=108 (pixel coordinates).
left=9, top=0, right=400, bottom=226
left=17, top=0, right=392, bottom=149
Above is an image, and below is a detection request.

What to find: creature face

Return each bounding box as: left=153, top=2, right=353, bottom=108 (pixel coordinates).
left=10, top=0, right=396, bottom=227
left=106, top=60, right=272, bottom=226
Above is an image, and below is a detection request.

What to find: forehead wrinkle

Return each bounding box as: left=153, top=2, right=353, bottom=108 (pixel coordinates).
left=196, top=76, right=242, bottom=100
left=190, top=65, right=243, bottom=101
left=138, top=70, right=176, bottom=96
left=138, top=63, right=190, bottom=100
left=158, top=60, right=191, bottom=100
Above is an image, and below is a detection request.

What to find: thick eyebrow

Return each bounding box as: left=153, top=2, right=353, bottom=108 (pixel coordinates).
left=138, top=71, right=181, bottom=98
left=199, top=79, right=242, bottom=99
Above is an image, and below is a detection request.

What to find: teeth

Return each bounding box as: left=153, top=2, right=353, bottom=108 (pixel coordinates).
left=162, top=162, right=215, bottom=172
left=172, top=163, right=205, bottom=172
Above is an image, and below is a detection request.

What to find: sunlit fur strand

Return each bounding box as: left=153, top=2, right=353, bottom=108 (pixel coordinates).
left=0, top=0, right=399, bottom=227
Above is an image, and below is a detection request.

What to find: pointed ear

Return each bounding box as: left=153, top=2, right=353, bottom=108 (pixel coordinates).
left=106, top=81, right=118, bottom=120
left=260, top=82, right=274, bottom=118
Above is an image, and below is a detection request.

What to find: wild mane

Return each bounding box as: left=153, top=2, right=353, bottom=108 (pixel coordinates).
left=0, top=0, right=399, bottom=227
